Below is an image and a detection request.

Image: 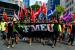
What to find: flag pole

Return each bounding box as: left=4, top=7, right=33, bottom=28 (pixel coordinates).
left=46, top=7, right=48, bottom=23
left=18, top=0, right=21, bottom=22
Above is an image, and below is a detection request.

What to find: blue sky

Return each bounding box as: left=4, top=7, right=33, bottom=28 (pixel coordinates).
left=30, top=0, right=48, bottom=5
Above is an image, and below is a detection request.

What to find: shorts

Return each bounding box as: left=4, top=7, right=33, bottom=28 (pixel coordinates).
left=7, top=32, right=15, bottom=40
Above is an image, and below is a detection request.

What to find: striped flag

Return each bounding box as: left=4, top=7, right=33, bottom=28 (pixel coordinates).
left=63, top=12, right=72, bottom=22
left=47, top=9, right=55, bottom=19
left=14, top=11, right=19, bottom=20
left=18, top=0, right=20, bottom=6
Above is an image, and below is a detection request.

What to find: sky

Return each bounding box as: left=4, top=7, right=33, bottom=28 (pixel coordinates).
left=30, top=0, right=48, bottom=5
left=20, top=0, right=48, bottom=6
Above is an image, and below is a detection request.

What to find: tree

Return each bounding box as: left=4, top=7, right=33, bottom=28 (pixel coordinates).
left=56, top=5, right=64, bottom=13
left=27, top=4, right=40, bottom=15
left=56, top=5, right=64, bottom=19
left=31, top=4, right=40, bottom=12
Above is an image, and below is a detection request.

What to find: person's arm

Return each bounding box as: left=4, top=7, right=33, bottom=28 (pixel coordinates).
left=5, top=22, right=8, bottom=33
left=70, top=24, right=72, bottom=33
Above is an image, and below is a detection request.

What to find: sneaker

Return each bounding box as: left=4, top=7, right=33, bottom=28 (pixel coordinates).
left=29, top=43, right=31, bottom=46
left=68, top=45, right=72, bottom=48
left=12, top=44, right=15, bottom=48
left=68, top=43, right=70, bottom=46
left=52, top=45, right=54, bottom=48
left=71, top=44, right=74, bottom=46
left=7, top=46, right=10, bottom=48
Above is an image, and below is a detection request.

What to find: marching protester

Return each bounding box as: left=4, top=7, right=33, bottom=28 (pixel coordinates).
left=13, top=17, right=19, bottom=44
left=7, top=18, right=15, bottom=48
left=62, top=22, right=72, bottom=46
left=63, top=23, right=69, bottom=42
left=48, top=23, right=54, bottom=47
left=61, top=24, right=65, bottom=41
left=52, top=18, right=59, bottom=47
left=0, top=19, right=7, bottom=40
left=68, top=22, right=75, bottom=46
left=58, top=20, right=62, bottom=42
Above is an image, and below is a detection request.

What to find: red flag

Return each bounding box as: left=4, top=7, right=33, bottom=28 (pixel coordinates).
left=3, top=12, right=8, bottom=22
left=18, top=7, right=24, bottom=21
left=73, top=14, right=75, bottom=19
left=35, top=7, right=41, bottom=17
left=30, top=8, right=36, bottom=23
left=41, top=3, right=47, bottom=15
left=24, top=6, right=28, bottom=17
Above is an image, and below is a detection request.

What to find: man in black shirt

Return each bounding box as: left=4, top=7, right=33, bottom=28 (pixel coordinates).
left=7, top=19, right=15, bottom=48
left=70, top=23, right=75, bottom=46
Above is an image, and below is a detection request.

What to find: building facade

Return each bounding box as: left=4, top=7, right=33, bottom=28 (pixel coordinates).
left=0, top=0, right=17, bottom=4
left=60, top=0, right=75, bottom=13
left=0, top=0, right=19, bottom=18
left=36, top=1, right=42, bottom=6
left=47, top=0, right=60, bottom=10
left=23, top=0, right=30, bottom=8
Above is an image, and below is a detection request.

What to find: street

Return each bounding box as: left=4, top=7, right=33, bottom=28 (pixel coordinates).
left=0, top=0, right=75, bottom=50
left=0, top=36, right=75, bottom=50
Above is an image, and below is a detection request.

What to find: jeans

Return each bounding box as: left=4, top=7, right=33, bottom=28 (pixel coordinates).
left=1, top=31, right=6, bottom=40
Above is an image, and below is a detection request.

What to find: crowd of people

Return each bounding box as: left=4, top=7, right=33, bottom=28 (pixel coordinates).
left=0, top=17, right=75, bottom=48
left=0, top=18, right=19, bottom=48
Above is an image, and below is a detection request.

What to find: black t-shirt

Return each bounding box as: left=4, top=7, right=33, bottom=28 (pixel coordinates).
left=8, top=22, right=13, bottom=32
left=53, top=23, right=59, bottom=32
left=72, top=25, right=75, bottom=33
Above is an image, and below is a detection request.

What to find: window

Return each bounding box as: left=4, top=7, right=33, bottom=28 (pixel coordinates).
left=0, top=8, right=4, bottom=14
left=66, top=4, right=69, bottom=8
left=70, top=7, right=73, bottom=11
left=5, top=8, right=14, bottom=15
left=66, top=1, right=72, bottom=8
left=66, top=0, right=69, bottom=2
left=72, top=0, right=73, bottom=4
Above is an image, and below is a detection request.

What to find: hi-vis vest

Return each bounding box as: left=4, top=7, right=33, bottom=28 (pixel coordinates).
left=58, top=24, right=62, bottom=32
left=0, top=23, right=1, bottom=31
left=0, top=22, right=6, bottom=31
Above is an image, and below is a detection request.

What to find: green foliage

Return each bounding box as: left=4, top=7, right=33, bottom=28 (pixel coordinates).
left=27, top=4, right=40, bottom=14
left=55, top=5, right=64, bottom=18
left=31, top=4, right=40, bottom=12
left=56, top=5, right=64, bottom=13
